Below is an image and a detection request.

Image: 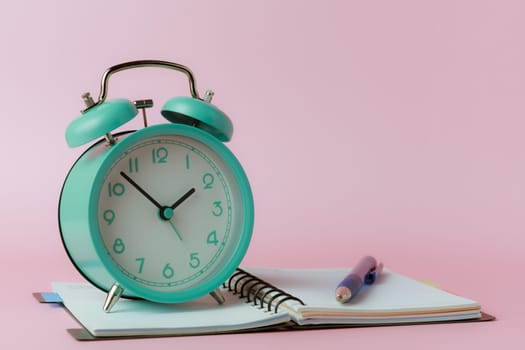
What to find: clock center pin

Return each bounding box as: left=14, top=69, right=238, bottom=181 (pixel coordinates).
left=160, top=207, right=174, bottom=220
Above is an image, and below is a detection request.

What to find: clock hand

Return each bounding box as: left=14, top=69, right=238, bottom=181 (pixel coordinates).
left=170, top=188, right=196, bottom=210
left=159, top=188, right=195, bottom=241
left=156, top=188, right=196, bottom=220
left=167, top=220, right=183, bottom=241
left=119, top=173, right=194, bottom=241
left=120, top=171, right=162, bottom=209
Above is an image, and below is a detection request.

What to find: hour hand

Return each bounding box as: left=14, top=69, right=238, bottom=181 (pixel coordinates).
left=170, top=188, right=196, bottom=210
left=120, top=171, right=162, bottom=209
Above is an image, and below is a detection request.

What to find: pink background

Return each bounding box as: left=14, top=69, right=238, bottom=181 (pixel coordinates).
left=2, top=0, right=524, bottom=348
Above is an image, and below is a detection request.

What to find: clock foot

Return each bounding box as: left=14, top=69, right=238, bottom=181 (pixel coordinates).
left=103, top=283, right=124, bottom=313
left=209, top=288, right=225, bottom=304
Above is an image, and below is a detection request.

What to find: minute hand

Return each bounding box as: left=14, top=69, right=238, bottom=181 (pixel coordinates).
left=120, top=171, right=162, bottom=209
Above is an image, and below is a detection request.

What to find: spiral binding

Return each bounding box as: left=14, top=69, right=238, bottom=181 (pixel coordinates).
left=223, top=268, right=305, bottom=313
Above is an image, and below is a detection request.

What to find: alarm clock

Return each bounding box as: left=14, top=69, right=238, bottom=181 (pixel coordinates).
left=59, top=60, right=254, bottom=312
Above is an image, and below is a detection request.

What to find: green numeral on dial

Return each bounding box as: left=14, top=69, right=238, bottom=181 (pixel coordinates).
left=103, top=209, right=115, bottom=225
left=163, top=263, right=174, bottom=279
left=189, top=253, right=200, bottom=269
left=135, top=257, right=145, bottom=273
left=207, top=230, right=219, bottom=246
left=152, top=147, right=168, bottom=164
left=112, top=238, right=125, bottom=254
left=212, top=201, right=223, bottom=216
left=108, top=182, right=125, bottom=197
left=203, top=173, right=214, bottom=189
left=128, top=157, right=139, bottom=173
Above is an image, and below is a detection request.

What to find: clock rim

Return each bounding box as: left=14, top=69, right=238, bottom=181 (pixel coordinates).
left=59, top=130, right=139, bottom=298
left=60, top=124, right=254, bottom=303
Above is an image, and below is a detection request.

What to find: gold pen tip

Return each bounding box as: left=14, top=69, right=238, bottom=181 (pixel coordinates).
left=335, top=287, right=352, bottom=303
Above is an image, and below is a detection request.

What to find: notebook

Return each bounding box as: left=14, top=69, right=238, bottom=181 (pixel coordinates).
left=47, top=267, right=490, bottom=339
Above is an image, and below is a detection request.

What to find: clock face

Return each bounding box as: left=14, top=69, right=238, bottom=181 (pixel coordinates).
left=96, top=132, right=249, bottom=300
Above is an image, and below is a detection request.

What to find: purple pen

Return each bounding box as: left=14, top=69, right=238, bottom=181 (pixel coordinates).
left=335, top=255, right=383, bottom=303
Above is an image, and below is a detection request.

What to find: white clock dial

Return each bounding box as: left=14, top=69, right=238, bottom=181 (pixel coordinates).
left=97, top=134, right=240, bottom=292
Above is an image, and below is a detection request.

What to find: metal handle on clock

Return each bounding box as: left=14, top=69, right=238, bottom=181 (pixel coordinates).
left=89, top=60, right=203, bottom=110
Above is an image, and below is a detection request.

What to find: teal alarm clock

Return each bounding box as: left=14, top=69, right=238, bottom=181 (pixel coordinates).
left=59, top=60, right=254, bottom=312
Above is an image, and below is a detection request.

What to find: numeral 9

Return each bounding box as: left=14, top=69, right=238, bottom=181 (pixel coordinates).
left=103, top=209, right=115, bottom=225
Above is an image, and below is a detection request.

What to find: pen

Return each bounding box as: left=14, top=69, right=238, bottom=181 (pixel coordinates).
left=335, top=255, right=383, bottom=303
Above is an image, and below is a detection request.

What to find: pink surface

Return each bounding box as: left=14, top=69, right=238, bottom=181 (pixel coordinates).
left=2, top=0, right=524, bottom=348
